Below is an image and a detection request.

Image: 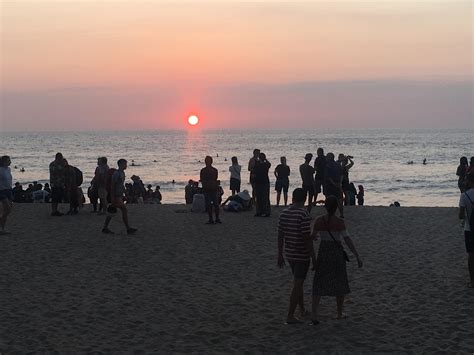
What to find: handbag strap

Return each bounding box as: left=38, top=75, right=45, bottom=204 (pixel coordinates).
left=323, top=217, right=342, bottom=245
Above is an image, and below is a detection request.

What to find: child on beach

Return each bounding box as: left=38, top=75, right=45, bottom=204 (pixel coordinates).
left=357, top=185, right=364, bottom=206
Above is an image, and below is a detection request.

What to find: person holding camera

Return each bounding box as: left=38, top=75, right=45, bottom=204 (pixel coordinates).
left=338, top=154, right=354, bottom=206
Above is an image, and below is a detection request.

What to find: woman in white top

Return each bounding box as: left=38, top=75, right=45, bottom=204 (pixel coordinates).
left=0, top=155, right=13, bottom=235
left=229, top=156, right=241, bottom=196
left=310, top=195, right=363, bottom=324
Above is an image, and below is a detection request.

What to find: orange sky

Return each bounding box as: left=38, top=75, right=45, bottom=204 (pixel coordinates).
left=1, top=1, right=472, bottom=130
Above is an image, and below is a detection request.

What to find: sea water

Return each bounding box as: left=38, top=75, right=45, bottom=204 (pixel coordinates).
left=0, top=129, right=472, bottom=206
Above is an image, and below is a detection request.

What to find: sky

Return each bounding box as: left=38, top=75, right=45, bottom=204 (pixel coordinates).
left=0, top=0, right=472, bottom=131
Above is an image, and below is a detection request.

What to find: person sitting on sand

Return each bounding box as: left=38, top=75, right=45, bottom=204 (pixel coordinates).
left=0, top=155, right=13, bottom=235
left=310, top=196, right=363, bottom=324
left=221, top=190, right=252, bottom=212
left=200, top=156, right=221, bottom=224
left=459, top=173, right=474, bottom=288
left=278, top=188, right=314, bottom=324
left=102, top=159, right=137, bottom=235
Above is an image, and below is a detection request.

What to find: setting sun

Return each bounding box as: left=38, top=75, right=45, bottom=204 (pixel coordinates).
left=188, top=115, right=199, bottom=126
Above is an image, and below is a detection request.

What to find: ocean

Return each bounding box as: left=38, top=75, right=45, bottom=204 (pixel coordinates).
left=0, top=129, right=472, bottom=207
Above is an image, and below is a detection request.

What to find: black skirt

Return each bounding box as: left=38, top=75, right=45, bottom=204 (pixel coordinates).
left=312, top=241, right=350, bottom=296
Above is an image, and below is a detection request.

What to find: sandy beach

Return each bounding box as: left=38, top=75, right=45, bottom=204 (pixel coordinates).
left=1, top=204, right=473, bottom=353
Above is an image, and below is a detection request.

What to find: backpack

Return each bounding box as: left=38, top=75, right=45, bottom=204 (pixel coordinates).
left=105, top=168, right=117, bottom=196
left=464, top=192, right=474, bottom=231
left=73, top=167, right=83, bottom=186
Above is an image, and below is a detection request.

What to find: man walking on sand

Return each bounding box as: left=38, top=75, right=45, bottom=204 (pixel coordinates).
left=200, top=156, right=221, bottom=224
left=459, top=173, right=474, bottom=288
left=102, top=159, right=137, bottom=235
left=278, top=188, right=315, bottom=324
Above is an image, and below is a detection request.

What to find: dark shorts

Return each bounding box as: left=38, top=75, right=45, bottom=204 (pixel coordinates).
left=289, top=260, right=310, bottom=280
left=51, top=186, right=65, bottom=203
left=275, top=179, right=289, bottom=193
left=465, top=231, right=474, bottom=253
left=204, top=191, right=219, bottom=208
left=302, top=184, right=315, bottom=195
left=0, top=189, right=13, bottom=201
left=230, top=178, right=241, bottom=192
left=314, top=179, right=324, bottom=194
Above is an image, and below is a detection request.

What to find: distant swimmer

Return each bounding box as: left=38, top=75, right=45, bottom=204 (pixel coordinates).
left=423, top=158, right=427, bottom=165
left=153, top=160, right=157, bottom=162
left=217, top=153, right=219, bottom=158
left=172, top=179, right=176, bottom=184
left=20, top=167, right=25, bottom=172
left=407, top=161, right=414, bottom=165
left=14, top=165, right=17, bottom=169
left=131, top=162, right=135, bottom=166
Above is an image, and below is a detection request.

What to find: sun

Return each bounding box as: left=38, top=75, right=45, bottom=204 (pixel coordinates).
left=188, top=115, right=199, bottom=126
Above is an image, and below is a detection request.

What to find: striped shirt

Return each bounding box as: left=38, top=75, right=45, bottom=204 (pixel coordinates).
left=278, top=206, right=312, bottom=262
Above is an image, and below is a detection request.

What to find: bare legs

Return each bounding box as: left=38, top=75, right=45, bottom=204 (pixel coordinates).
left=311, top=294, right=346, bottom=323
left=287, top=278, right=305, bottom=323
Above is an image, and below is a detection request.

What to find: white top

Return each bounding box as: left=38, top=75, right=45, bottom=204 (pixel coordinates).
left=459, top=188, right=474, bottom=232
left=0, top=167, right=12, bottom=190
left=32, top=190, right=50, bottom=203
left=229, top=164, right=241, bottom=180
left=315, top=229, right=348, bottom=242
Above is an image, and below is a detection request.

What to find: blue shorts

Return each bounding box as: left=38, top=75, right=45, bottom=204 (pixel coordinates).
left=0, top=189, right=13, bottom=201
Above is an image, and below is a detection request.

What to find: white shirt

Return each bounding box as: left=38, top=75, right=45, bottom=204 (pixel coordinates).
left=459, top=188, right=474, bottom=232
left=229, top=164, right=241, bottom=180
left=0, top=167, right=12, bottom=190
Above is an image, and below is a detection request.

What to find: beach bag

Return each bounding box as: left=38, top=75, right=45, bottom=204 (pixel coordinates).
left=73, top=167, right=83, bottom=186
left=192, top=194, right=206, bottom=213
left=465, top=193, right=474, bottom=231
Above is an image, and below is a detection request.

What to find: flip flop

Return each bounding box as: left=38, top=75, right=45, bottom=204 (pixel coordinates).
left=310, top=320, right=320, bottom=326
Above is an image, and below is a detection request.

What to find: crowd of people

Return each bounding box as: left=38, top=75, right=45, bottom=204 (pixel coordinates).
left=0, top=150, right=473, bottom=325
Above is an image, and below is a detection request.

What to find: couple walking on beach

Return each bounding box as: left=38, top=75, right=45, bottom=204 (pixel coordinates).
left=278, top=188, right=363, bottom=325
